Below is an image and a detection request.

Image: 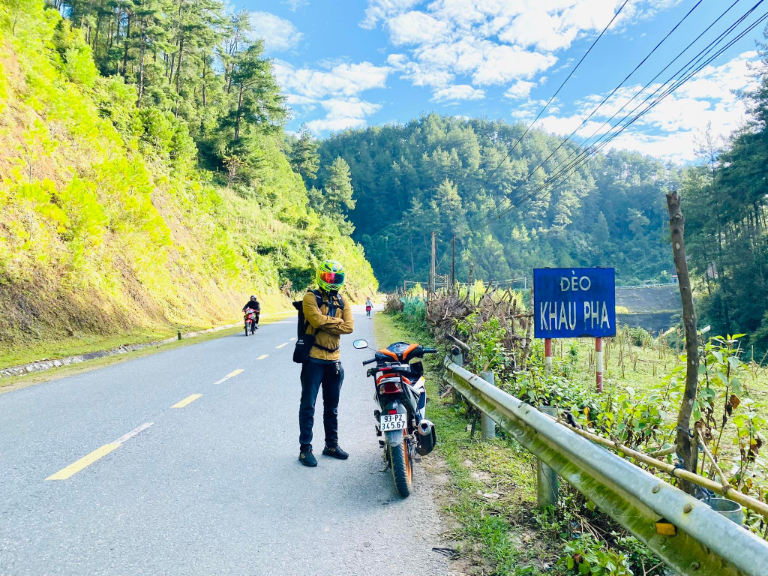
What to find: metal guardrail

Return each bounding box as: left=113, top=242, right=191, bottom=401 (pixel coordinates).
left=444, top=356, right=768, bottom=576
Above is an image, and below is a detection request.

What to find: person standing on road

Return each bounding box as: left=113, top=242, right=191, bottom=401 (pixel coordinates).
left=365, top=296, right=373, bottom=318
left=298, top=260, right=354, bottom=467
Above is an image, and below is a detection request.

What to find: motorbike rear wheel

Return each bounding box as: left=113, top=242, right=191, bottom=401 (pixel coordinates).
left=388, top=434, right=413, bottom=497
left=244, top=323, right=249, bottom=337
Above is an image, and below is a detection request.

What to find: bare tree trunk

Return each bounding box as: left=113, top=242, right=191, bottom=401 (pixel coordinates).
left=666, top=191, right=699, bottom=495
left=234, top=85, right=244, bottom=141
left=176, top=37, right=184, bottom=94
left=137, top=21, right=146, bottom=106
left=121, top=11, right=132, bottom=78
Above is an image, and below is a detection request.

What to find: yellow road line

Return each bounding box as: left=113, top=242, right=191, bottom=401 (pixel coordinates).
left=226, top=369, right=244, bottom=378
left=289, top=337, right=296, bottom=341
left=46, top=444, right=120, bottom=481
left=276, top=342, right=289, bottom=349
left=172, top=393, right=202, bottom=408
left=257, top=354, right=268, bottom=360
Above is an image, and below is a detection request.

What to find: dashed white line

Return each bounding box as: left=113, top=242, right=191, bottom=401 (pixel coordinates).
left=276, top=343, right=289, bottom=349
left=114, top=422, right=155, bottom=445
left=214, top=368, right=244, bottom=385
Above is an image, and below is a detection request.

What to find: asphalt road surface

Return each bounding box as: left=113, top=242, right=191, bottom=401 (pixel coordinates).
left=0, top=307, right=451, bottom=576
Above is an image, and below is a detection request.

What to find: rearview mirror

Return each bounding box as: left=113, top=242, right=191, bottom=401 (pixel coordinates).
left=353, top=339, right=369, bottom=349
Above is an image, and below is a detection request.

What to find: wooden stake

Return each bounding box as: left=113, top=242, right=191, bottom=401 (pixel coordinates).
left=666, top=190, right=700, bottom=495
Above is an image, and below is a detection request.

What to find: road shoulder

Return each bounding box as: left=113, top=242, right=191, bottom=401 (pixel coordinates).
left=374, top=312, right=563, bottom=575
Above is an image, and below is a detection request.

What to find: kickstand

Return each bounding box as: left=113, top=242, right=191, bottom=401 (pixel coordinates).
left=379, top=461, right=391, bottom=473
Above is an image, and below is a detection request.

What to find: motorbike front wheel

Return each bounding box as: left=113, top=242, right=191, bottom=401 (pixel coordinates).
left=244, top=323, right=249, bottom=336
left=388, top=436, right=413, bottom=497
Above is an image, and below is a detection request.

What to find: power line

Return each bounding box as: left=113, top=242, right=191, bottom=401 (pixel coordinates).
left=494, top=0, right=705, bottom=216
left=496, top=0, right=767, bottom=219
left=539, top=3, right=768, bottom=199
left=472, top=0, right=630, bottom=210
left=519, top=0, right=743, bottom=199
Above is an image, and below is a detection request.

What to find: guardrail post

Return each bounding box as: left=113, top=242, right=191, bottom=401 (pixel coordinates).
left=450, top=346, right=463, bottom=404
left=479, top=371, right=497, bottom=439
left=537, top=405, right=559, bottom=508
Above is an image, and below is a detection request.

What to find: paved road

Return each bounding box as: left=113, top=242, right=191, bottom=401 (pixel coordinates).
left=0, top=308, right=450, bottom=575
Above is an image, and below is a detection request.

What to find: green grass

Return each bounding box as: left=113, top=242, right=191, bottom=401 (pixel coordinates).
left=374, top=312, right=561, bottom=575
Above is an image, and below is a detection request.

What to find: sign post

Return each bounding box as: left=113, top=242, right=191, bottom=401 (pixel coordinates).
left=595, top=337, right=603, bottom=392
left=534, top=268, right=616, bottom=392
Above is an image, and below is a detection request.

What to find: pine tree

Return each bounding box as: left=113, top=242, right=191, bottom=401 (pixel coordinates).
left=291, top=125, right=320, bottom=181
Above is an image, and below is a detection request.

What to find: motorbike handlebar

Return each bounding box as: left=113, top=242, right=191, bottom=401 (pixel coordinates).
left=362, top=358, right=377, bottom=365
left=423, top=347, right=438, bottom=354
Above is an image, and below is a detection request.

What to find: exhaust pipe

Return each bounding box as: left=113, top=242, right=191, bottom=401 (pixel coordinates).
left=416, top=419, right=436, bottom=455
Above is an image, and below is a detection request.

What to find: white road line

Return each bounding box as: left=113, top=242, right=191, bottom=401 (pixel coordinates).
left=289, top=337, right=296, bottom=341
left=114, top=422, right=154, bottom=446
left=214, top=368, right=244, bottom=385
left=257, top=354, right=268, bottom=360
left=276, top=342, right=289, bottom=349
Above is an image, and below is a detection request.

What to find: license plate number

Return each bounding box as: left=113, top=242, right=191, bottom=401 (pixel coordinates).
left=380, top=413, right=406, bottom=431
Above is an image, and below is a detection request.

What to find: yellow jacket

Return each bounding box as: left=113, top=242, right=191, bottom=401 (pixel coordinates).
left=303, top=290, right=354, bottom=361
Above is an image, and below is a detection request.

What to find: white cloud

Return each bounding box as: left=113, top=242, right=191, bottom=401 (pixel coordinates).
left=248, top=12, right=303, bottom=53
left=431, top=84, right=485, bottom=102
left=274, top=61, right=390, bottom=100
left=531, top=51, right=759, bottom=162
left=282, top=0, right=308, bottom=11
left=360, top=0, right=422, bottom=30
left=274, top=60, right=391, bottom=134
left=387, top=11, right=451, bottom=46
left=387, top=54, right=454, bottom=87
left=306, top=98, right=382, bottom=133
left=361, top=0, right=682, bottom=105
left=504, top=80, right=536, bottom=100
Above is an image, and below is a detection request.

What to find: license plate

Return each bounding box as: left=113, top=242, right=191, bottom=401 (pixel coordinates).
left=380, top=413, right=406, bottom=431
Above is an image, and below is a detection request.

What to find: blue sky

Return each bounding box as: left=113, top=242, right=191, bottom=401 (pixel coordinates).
left=235, top=0, right=767, bottom=162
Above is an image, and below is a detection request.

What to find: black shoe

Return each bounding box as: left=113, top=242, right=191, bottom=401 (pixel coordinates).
left=299, top=448, right=317, bottom=467
left=323, top=444, right=349, bottom=459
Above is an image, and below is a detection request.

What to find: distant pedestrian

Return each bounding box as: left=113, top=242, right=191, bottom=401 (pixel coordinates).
left=365, top=297, right=373, bottom=318
left=298, top=260, right=354, bottom=467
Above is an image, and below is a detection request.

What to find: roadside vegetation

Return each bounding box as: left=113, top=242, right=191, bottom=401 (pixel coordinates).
left=0, top=1, right=376, bottom=370
left=380, top=291, right=768, bottom=575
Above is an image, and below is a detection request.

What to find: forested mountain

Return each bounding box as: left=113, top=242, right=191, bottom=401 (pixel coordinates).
left=0, top=0, right=375, bottom=362
left=315, top=115, right=681, bottom=290
left=312, top=27, right=768, bottom=352
left=682, top=34, right=768, bottom=353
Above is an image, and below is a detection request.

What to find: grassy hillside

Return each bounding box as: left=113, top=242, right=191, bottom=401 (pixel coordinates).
left=0, top=2, right=376, bottom=368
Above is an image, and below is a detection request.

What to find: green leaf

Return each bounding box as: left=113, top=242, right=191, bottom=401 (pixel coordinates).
left=586, top=500, right=596, bottom=511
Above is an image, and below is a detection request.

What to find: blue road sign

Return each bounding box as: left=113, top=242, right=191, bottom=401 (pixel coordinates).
left=534, top=268, right=616, bottom=339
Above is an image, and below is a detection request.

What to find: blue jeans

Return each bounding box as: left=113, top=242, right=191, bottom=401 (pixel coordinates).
left=299, top=360, right=344, bottom=450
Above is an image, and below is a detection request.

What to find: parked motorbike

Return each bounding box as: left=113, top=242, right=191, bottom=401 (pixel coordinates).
left=244, top=311, right=259, bottom=336
left=354, top=339, right=438, bottom=497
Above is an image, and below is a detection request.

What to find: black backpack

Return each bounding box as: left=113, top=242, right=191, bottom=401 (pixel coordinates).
left=292, top=290, right=345, bottom=364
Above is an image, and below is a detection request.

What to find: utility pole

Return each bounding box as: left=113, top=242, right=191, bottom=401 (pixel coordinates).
left=430, top=231, right=437, bottom=296
left=451, top=234, right=456, bottom=292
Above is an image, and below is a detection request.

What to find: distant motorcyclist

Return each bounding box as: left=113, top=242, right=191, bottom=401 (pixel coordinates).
left=242, top=295, right=261, bottom=328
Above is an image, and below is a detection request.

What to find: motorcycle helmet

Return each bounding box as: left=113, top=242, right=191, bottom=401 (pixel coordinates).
left=250, top=295, right=257, bottom=301
left=317, top=259, right=345, bottom=292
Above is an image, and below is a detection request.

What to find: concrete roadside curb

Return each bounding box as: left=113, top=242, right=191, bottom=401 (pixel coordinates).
left=0, top=312, right=293, bottom=379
